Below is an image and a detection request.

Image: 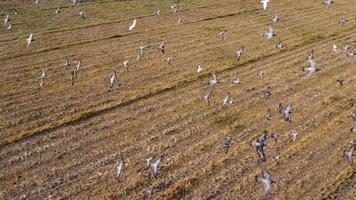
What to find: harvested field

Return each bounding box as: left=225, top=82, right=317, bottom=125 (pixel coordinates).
left=0, top=0, right=355, bottom=199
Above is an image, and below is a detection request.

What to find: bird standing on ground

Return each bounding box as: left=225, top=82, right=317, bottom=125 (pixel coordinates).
left=222, top=92, right=233, bottom=106
left=290, top=131, right=298, bottom=142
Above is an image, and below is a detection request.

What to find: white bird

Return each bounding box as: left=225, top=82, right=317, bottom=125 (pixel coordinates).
left=236, top=46, right=244, bottom=61
left=35, top=0, right=40, bottom=5
left=75, top=60, right=81, bottom=75
left=261, top=0, right=270, bottom=10
left=290, top=131, right=298, bottom=142
left=218, top=29, right=227, bottom=41
left=276, top=41, right=284, bottom=49
left=257, top=71, right=265, bottom=77
left=4, top=14, right=10, bottom=26
left=202, top=90, right=212, bottom=106
left=196, top=65, right=203, bottom=73
left=39, top=78, right=44, bottom=88
left=39, top=68, right=47, bottom=79
left=332, top=44, right=337, bottom=53
left=272, top=15, right=279, bottom=23
left=129, top=19, right=137, bottom=31
left=256, top=169, right=277, bottom=197
left=55, top=8, right=60, bottom=15
left=166, top=57, right=172, bottom=65
left=138, top=45, right=149, bottom=60
left=274, top=153, right=280, bottom=162
left=64, top=56, right=70, bottom=68
left=209, top=73, right=219, bottom=85
left=264, top=25, right=276, bottom=40
left=6, top=23, right=11, bottom=31
left=27, top=33, right=34, bottom=47
left=151, top=156, right=162, bottom=178
left=324, top=0, right=334, bottom=8
left=222, top=92, right=233, bottom=106
left=146, top=157, right=153, bottom=168
left=232, top=73, right=241, bottom=84
left=109, top=71, right=117, bottom=88
left=116, top=158, right=124, bottom=180
left=156, top=10, right=161, bottom=16
left=344, top=144, right=354, bottom=165
left=177, top=17, right=182, bottom=24
left=123, top=59, right=129, bottom=71
left=158, top=42, right=165, bottom=54
left=304, top=50, right=320, bottom=74
left=79, top=11, right=85, bottom=19
left=171, top=4, right=178, bottom=15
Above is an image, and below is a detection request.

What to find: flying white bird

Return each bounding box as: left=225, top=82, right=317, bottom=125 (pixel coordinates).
left=27, top=33, right=34, bottom=47
left=261, top=0, right=270, bottom=10
left=116, top=158, right=124, bottom=180
left=6, top=23, right=11, bottom=31
left=156, top=10, right=161, bottom=16
left=218, top=29, right=227, bottom=41
left=158, top=41, right=165, bottom=54
left=256, top=169, right=277, bottom=198
left=171, top=4, right=178, bottom=15
left=64, top=56, right=69, bottom=68
left=151, top=156, right=162, bottom=178
left=166, top=57, right=172, bottom=65
left=344, top=144, right=354, bottom=165
left=236, top=46, right=244, bottom=61
left=177, top=17, right=182, bottom=24
left=109, top=71, right=117, bottom=88
left=74, top=60, right=81, bottom=76
left=272, top=15, right=279, bottom=23
left=196, top=65, right=203, bottom=73
left=222, top=92, right=233, bottom=106
left=332, top=44, right=337, bottom=53
left=146, top=157, right=153, bottom=168
left=55, top=8, right=60, bottom=15
left=123, top=59, right=129, bottom=71
left=232, top=73, right=241, bottom=84
left=290, top=131, right=298, bottom=142
left=129, top=19, right=137, bottom=31
left=39, top=68, right=47, bottom=79
left=202, top=90, right=212, bottom=106
left=209, top=73, right=219, bottom=85
left=4, top=14, right=10, bottom=25
left=264, top=25, right=276, bottom=40
left=35, top=0, right=40, bottom=5
left=79, top=11, right=85, bottom=19
left=138, top=45, right=149, bottom=60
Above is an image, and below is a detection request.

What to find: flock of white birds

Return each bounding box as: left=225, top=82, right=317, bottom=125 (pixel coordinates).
left=2, top=0, right=355, bottom=199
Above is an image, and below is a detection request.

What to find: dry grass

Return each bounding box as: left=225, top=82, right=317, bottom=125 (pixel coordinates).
left=0, top=0, right=355, bottom=199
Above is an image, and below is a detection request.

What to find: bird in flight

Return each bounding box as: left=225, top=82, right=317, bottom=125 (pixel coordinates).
left=116, top=157, right=124, bottom=180
left=109, top=71, right=117, bottom=88
left=209, top=73, right=219, bottom=85
left=27, top=33, right=34, bottom=47
left=251, top=131, right=267, bottom=162
left=264, top=25, right=276, bottom=40
left=129, top=19, right=137, bottom=31
left=256, top=169, right=277, bottom=199
left=202, top=90, right=212, bottom=106
left=236, top=46, right=244, bottom=61
left=261, top=0, right=270, bottom=10
left=344, top=143, right=354, bottom=165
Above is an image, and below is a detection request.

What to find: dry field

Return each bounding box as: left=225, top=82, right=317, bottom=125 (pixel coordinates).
left=0, top=0, right=355, bottom=199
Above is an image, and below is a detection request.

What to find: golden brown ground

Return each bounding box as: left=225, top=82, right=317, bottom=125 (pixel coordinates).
left=0, top=0, right=355, bottom=199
